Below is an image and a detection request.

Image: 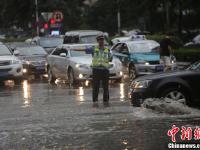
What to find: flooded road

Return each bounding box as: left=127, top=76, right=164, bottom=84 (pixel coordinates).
left=0, top=80, right=200, bottom=150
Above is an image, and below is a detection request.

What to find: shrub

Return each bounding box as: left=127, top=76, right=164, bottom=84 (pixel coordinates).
left=147, top=34, right=184, bottom=49
left=174, top=47, right=200, bottom=62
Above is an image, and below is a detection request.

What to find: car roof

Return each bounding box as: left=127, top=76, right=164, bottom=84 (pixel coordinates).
left=7, top=42, right=43, bottom=48
left=32, top=36, right=63, bottom=40
left=57, top=44, right=94, bottom=51
left=124, top=40, right=159, bottom=45
left=65, top=30, right=103, bottom=36
left=39, top=36, right=63, bottom=39
left=16, top=45, right=44, bottom=49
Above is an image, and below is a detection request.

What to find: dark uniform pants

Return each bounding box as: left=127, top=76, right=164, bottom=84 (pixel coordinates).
left=92, top=68, right=109, bottom=102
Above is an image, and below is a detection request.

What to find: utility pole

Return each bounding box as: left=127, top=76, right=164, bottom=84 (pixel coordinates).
left=178, top=0, right=182, bottom=35
left=165, top=0, right=170, bottom=32
left=35, top=0, right=39, bottom=36
left=117, top=0, right=121, bottom=35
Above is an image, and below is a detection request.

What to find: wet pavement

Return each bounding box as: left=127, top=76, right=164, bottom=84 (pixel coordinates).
left=0, top=80, right=200, bottom=150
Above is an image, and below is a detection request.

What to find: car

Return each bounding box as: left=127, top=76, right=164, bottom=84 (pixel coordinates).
left=47, top=44, right=123, bottom=84
left=13, top=45, right=47, bottom=77
left=111, top=37, right=132, bottom=45
left=0, top=33, right=5, bottom=40
left=111, top=35, right=146, bottom=45
left=0, top=43, right=23, bottom=83
left=63, top=30, right=110, bottom=46
left=129, top=61, right=200, bottom=107
left=111, top=40, right=166, bottom=79
left=31, top=36, right=63, bottom=54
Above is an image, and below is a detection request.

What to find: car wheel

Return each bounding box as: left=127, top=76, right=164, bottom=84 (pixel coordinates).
left=68, top=68, right=75, bottom=85
left=115, top=77, right=123, bottom=83
left=161, top=88, right=190, bottom=105
left=35, top=74, right=41, bottom=79
left=48, top=68, right=55, bottom=84
left=129, top=65, right=137, bottom=80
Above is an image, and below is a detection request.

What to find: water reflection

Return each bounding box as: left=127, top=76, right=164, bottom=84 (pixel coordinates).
left=120, top=139, right=129, bottom=150
left=120, top=83, right=125, bottom=101
left=4, top=80, right=15, bottom=88
left=122, top=139, right=128, bottom=145
left=78, top=87, right=84, bottom=96
left=76, top=87, right=85, bottom=104
left=22, top=80, right=31, bottom=107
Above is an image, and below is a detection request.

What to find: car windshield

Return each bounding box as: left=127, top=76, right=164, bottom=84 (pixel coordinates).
left=0, top=44, right=12, bottom=55
left=79, top=35, right=109, bottom=45
left=187, top=61, right=200, bottom=71
left=128, top=41, right=159, bottom=53
left=16, top=46, right=47, bottom=56
left=79, top=35, right=97, bottom=43
left=70, top=50, right=89, bottom=57
left=39, top=38, right=63, bottom=48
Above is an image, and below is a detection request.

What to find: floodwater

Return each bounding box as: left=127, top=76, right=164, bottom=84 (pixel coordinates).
left=0, top=79, right=200, bottom=150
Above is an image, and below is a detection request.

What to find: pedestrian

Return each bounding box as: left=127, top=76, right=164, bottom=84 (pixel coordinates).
left=160, top=34, right=173, bottom=71
left=91, top=34, right=112, bottom=107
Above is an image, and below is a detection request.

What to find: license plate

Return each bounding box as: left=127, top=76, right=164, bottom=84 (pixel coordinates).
left=0, top=72, right=9, bottom=76
left=155, top=65, right=164, bottom=71
left=36, top=66, right=45, bottom=70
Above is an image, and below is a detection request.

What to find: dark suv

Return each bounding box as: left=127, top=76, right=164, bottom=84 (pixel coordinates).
left=129, top=61, right=200, bottom=106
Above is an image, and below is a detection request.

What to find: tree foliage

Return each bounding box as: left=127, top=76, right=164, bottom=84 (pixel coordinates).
left=0, top=0, right=200, bottom=35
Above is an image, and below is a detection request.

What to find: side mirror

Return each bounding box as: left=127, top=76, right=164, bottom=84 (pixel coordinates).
left=31, top=41, right=37, bottom=45
left=13, top=50, right=20, bottom=56
left=60, top=53, right=67, bottom=57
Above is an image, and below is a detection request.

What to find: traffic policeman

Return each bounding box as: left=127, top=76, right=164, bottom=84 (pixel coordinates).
left=91, top=34, right=112, bottom=105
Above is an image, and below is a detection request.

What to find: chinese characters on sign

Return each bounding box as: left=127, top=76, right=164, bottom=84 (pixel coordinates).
left=167, top=125, right=200, bottom=142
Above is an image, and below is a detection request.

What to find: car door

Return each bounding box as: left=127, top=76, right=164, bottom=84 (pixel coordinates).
left=119, top=43, right=130, bottom=67
left=50, top=48, right=63, bottom=78
left=111, top=43, right=123, bottom=61
left=59, top=48, right=69, bottom=79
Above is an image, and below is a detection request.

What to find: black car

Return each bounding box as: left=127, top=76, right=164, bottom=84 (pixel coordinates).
left=129, top=61, right=200, bottom=106
left=14, top=45, right=47, bottom=76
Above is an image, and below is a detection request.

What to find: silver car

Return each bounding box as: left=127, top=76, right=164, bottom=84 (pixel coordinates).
left=0, top=43, right=23, bottom=83
left=47, top=44, right=123, bottom=84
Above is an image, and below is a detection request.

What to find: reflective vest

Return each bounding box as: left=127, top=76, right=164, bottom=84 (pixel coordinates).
left=92, top=47, right=110, bottom=68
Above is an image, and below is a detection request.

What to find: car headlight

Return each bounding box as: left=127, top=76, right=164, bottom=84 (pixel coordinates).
left=137, top=60, right=149, bottom=65
left=132, top=80, right=152, bottom=89
left=23, top=60, right=31, bottom=65
left=75, top=64, right=88, bottom=69
left=12, top=60, right=21, bottom=64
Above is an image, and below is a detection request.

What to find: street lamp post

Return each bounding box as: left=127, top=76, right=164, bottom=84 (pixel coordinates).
left=165, top=0, right=170, bottom=32
left=117, top=0, right=121, bottom=35
left=35, top=0, right=39, bottom=36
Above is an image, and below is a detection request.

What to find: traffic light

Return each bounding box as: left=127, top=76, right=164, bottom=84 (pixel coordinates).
left=50, top=18, right=56, bottom=24
left=43, top=23, right=48, bottom=29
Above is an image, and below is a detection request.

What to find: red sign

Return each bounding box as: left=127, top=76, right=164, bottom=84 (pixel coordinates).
left=50, top=18, right=56, bottom=24
left=52, top=11, right=63, bottom=22
left=44, top=23, right=49, bottom=29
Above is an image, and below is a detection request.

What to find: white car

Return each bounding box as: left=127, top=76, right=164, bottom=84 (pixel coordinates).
left=47, top=44, right=123, bottom=84
left=0, top=43, right=23, bottom=83
left=111, top=35, right=146, bottom=45
left=111, top=40, right=177, bottom=79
